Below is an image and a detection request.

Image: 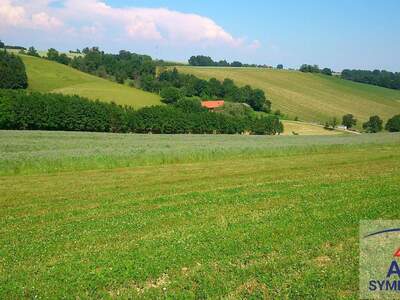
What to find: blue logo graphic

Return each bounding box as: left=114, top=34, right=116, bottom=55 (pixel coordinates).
left=364, top=228, right=400, bottom=293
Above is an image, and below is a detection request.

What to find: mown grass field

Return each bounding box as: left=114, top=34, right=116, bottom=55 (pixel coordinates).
left=20, top=55, right=161, bottom=108
left=1, top=131, right=400, bottom=298
left=281, top=120, right=343, bottom=136
left=176, top=66, right=400, bottom=126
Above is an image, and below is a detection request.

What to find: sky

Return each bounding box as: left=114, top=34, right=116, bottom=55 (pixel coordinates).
left=0, top=0, right=399, bottom=71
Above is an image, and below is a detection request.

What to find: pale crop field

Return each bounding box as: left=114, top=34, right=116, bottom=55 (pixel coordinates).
left=1, top=131, right=400, bottom=298
left=176, top=66, right=400, bottom=126
left=281, top=120, right=343, bottom=135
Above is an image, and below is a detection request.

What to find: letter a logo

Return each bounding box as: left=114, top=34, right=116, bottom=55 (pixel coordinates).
left=387, top=260, right=400, bottom=278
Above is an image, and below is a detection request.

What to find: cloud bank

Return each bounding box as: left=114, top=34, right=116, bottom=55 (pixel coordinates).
left=0, top=0, right=259, bottom=51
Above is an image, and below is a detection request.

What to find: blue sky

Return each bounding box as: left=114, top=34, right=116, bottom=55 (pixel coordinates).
left=1, top=0, right=399, bottom=71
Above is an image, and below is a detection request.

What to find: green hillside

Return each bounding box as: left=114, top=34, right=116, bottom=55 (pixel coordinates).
left=21, top=55, right=161, bottom=108
left=177, top=66, right=400, bottom=125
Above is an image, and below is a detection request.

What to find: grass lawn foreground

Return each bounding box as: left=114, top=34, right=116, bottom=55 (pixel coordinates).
left=1, top=131, right=400, bottom=298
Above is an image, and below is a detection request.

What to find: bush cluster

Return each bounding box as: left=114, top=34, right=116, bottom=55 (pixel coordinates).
left=0, top=90, right=283, bottom=135
left=385, top=115, right=400, bottom=132
left=0, top=51, right=28, bottom=89
left=299, top=64, right=332, bottom=76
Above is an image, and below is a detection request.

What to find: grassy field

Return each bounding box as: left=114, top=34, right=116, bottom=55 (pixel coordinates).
left=176, top=66, right=400, bottom=126
left=1, top=131, right=400, bottom=298
left=20, top=55, right=161, bottom=108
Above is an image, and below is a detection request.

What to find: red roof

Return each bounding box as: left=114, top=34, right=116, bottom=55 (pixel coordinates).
left=201, top=100, right=225, bottom=109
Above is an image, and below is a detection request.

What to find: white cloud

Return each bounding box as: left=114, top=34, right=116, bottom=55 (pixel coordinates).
left=0, top=0, right=63, bottom=30
left=0, top=0, right=26, bottom=27
left=0, top=0, right=256, bottom=49
left=31, top=12, right=63, bottom=29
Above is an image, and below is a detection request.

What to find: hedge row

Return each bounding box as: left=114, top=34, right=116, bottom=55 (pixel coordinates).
left=0, top=90, right=283, bottom=135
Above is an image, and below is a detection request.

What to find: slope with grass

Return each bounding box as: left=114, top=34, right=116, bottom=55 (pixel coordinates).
left=176, top=66, right=400, bottom=126
left=20, top=55, right=161, bottom=108
left=1, top=131, right=399, bottom=298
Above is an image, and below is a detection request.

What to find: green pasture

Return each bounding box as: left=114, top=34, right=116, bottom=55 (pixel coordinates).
left=1, top=131, right=400, bottom=298
left=20, top=55, right=161, bottom=108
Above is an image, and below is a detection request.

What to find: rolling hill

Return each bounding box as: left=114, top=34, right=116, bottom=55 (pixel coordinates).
left=21, top=55, right=161, bottom=108
left=17, top=54, right=344, bottom=135
left=176, top=66, right=400, bottom=125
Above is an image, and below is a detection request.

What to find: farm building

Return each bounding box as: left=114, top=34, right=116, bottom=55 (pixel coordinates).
left=201, top=100, right=224, bottom=111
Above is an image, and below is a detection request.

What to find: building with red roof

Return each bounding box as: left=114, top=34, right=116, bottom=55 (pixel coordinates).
left=201, top=100, right=225, bottom=111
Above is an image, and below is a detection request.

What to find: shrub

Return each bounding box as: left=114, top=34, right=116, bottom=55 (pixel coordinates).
left=27, top=46, right=40, bottom=57
left=363, top=115, right=383, bottom=133
left=0, top=51, right=28, bottom=89
left=300, top=64, right=320, bottom=73
left=385, top=115, right=400, bottom=132
left=214, top=102, right=253, bottom=118
left=174, top=97, right=205, bottom=113
left=251, top=116, right=283, bottom=135
left=160, top=87, right=182, bottom=104
left=342, top=114, right=357, bottom=129
left=323, top=118, right=338, bottom=130
left=321, top=68, right=333, bottom=76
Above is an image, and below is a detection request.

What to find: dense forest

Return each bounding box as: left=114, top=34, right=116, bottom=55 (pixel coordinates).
left=0, top=90, right=283, bottom=135
left=341, top=69, right=400, bottom=90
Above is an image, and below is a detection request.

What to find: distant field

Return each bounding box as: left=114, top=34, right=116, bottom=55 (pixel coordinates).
left=281, top=120, right=343, bottom=136
left=1, top=131, right=399, bottom=298
left=176, top=66, right=400, bottom=126
left=37, top=50, right=83, bottom=58
left=20, top=55, right=161, bottom=108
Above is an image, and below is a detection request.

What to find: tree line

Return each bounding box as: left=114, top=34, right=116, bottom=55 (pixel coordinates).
left=324, top=113, right=400, bottom=133
left=0, top=40, right=25, bottom=51
left=341, top=69, right=400, bottom=90
left=361, top=115, right=400, bottom=133
left=188, top=55, right=276, bottom=69
left=299, top=64, right=333, bottom=76
left=22, top=46, right=157, bottom=84
left=0, top=90, right=283, bottom=135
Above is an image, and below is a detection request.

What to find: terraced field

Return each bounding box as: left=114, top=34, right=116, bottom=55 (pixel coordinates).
left=177, top=66, right=400, bottom=126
